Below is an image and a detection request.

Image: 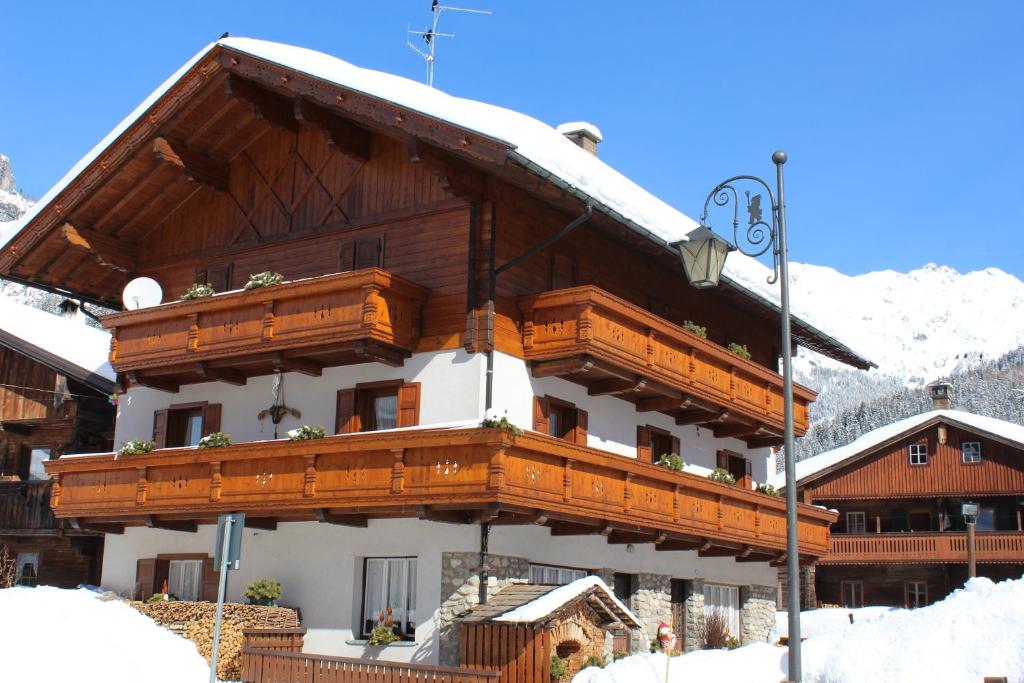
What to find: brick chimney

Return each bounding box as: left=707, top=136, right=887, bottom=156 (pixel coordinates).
left=556, top=122, right=602, bottom=156
left=928, top=382, right=953, bottom=410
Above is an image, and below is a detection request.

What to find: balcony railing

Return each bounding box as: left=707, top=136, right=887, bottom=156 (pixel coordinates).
left=0, top=480, right=58, bottom=532
left=104, top=269, right=429, bottom=390
left=823, top=531, right=1024, bottom=564
left=44, top=427, right=835, bottom=560
left=519, top=286, right=814, bottom=444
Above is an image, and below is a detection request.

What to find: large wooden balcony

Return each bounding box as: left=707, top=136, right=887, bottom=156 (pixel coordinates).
left=104, top=269, right=429, bottom=391
left=44, top=427, right=835, bottom=561
left=822, top=531, right=1024, bottom=565
left=519, top=287, right=814, bottom=446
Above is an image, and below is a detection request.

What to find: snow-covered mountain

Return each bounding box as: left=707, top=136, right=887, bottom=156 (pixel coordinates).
left=0, top=154, right=31, bottom=225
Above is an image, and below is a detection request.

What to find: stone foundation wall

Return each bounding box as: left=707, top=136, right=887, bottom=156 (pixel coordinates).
left=437, top=551, right=530, bottom=666
left=628, top=573, right=671, bottom=653
left=777, top=564, right=817, bottom=610
left=740, top=584, right=777, bottom=644
left=683, top=578, right=705, bottom=652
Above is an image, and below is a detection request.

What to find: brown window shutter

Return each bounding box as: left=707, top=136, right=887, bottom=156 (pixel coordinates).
left=717, top=450, right=729, bottom=471
left=396, top=382, right=421, bottom=428
left=637, top=426, right=652, bottom=462
left=201, top=403, right=222, bottom=437
left=336, top=388, right=358, bottom=434
left=670, top=435, right=681, bottom=457
left=136, top=558, right=157, bottom=601
left=533, top=396, right=550, bottom=434
left=339, top=239, right=355, bottom=272
left=152, top=410, right=169, bottom=449
left=202, top=557, right=219, bottom=601
left=743, top=459, right=753, bottom=489
left=574, top=408, right=588, bottom=446
left=354, top=235, right=384, bottom=270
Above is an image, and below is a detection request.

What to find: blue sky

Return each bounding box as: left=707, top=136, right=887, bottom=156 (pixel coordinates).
left=3, top=1, right=1022, bottom=277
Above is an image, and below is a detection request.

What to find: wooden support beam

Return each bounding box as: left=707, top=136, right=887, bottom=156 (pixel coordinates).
left=225, top=75, right=299, bottom=134
left=143, top=516, right=198, bottom=533
left=152, top=137, right=229, bottom=192
left=637, top=395, right=702, bottom=413
left=588, top=378, right=646, bottom=397
left=194, top=362, right=247, bottom=386
left=70, top=519, right=124, bottom=535
left=294, top=98, right=372, bottom=162
left=353, top=340, right=407, bottom=367
left=529, top=357, right=594, bottom=378
left=769, top=553, right=788, bottom=567
left=271, top=352, right=323, bottom=377
left=60, top=222, right=136, bottom=273
left=414, top=505, right=483, bottom=525
left=746, top=435, right=784, bottom=449
left=315, top=509, right=368, bottom=527
left=549, top=521, right=606, bottom=536
left=699, top=410, right=731, bottom=426
left=713, top=422, right=767, bottom=439
left=244, top=517, right=277, bottom=531
left=126, top=372, right=179, bottom=394
left=675, top=409, right=716, bottom=426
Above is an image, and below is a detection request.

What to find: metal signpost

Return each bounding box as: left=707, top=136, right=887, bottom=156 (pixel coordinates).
left=210, top=512, right=245, bottom=683
left=962, top=502, right=979, bottom=578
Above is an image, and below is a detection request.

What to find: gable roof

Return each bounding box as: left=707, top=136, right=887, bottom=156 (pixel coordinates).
left=457, top=577, right=640, bottom=628
left=0, top=37, right=872, bottom=371
left=0, top=296, right=115, bottom=393
left=777, top=409, right=1024, bottom=488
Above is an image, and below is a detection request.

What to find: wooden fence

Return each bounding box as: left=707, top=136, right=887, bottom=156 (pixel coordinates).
left=243, top=628, right=307, bottom=653
left=459, top=623, right=550, bottom=683
left=240, top=649, right=500, bottom=683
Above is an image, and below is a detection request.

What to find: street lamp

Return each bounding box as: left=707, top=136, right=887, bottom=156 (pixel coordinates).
left=962, top=501, right=979, bottom=579
left=672, top=150, right=805, bottom=682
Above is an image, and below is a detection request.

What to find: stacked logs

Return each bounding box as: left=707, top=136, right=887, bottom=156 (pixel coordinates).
left=130, top=602, right=300, bottom=680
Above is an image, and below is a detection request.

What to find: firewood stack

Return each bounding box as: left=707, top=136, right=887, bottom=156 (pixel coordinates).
left=186, top=618, right=245, bottom=681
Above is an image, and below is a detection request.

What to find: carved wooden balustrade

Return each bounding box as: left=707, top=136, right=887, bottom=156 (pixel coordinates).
left=823, top=531, right=1024, bottom=564
left=103, top=269, right=429, bottom=391
left=518, top=287, right=815, bottom=446
left=44, top=427, right=834, bottom=560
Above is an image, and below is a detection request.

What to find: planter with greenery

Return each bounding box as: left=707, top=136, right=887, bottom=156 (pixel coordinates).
left=756, top=482, right=781, bottom=497
left=656, top=453, right=684, bottom=471
left=198, top=432, right=232, bottom=448
left=288, top=425, right=326, bottom=441
left=118, top=439, right=155, bottom=456
left=727, top=342, right=751, bottom=360
left=682, top=320, right=707, bottom=338
left=481, top=413, right=523, bottom=436
left=181, top=283, right=215, bottom=300
left=708, top=467, right=736, bottom=485
left=549, top=655, right=567, bottom=682
left=243, top=578, right=282, bottom=606
left=244, top=271, right=285, bottom=290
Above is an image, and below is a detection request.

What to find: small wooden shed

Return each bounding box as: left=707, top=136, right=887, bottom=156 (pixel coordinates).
left=458, top=578, right=640, bottom=683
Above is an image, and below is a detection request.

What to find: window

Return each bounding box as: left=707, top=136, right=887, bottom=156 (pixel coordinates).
left=703, top=584, right=740, bottom=638
left=27, top=447, right=52, bottom=481
left=195, top=263, right=233, bottom=292
left=336, top=382, right=420, bottom=434
left=908, top=442, right=928, bottom=466
left=612, top=573, right=636, bottom=608
left=530, top=563, right=589, bottom=585
left=846, top=511, right=867, bottom=534
left=962, top=441, right=981, bottom=463
left=153, top=403, right=221, bottom=449
left=533, top=396, right=588, bottom=445
left=905, top=581, right=927, bottom=608
left=362, top=557, right=416, bottom=640
left=717, top=450, right=752, bottom=488
left=340, top=235, right=385, bottom=272
left=976, top=506, right=996, bottom=532
left=168, top=559, right=204, bottom=601
left=841, top=581, right=864, bottom=608
left=16, top=553, right=40, bottom=587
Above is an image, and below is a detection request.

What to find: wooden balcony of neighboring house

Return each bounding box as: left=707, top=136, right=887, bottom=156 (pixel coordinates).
left=518, top=286, right=816, bottom=447
left=822, top=531, right=1024, bottom=565
left=104, top=269, right=429, bottom=392
left=44, top=426, right=836, bottom=562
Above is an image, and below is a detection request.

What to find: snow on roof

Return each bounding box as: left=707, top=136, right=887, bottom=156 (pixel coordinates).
left=493, top=576, right=638, bottom=625
left=1, top=36, right=867, bottom=365
left=0, top=296, right=114, bottom=384
left=555, top=121, right=603, bottom=141
left=775, top=409, right=1024, bottom=487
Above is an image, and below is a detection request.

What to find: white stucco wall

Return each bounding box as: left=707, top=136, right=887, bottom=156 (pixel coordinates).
left=114, top=349, right=486, bottom=447
left=489, top=351, right=774, bottom=483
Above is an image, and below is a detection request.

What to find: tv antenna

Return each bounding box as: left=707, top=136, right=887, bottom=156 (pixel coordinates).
left=407, top=0, right=491, bottom=88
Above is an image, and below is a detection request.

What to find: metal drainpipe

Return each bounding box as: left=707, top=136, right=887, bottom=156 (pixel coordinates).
left=479, top=521, right=491, bottom=604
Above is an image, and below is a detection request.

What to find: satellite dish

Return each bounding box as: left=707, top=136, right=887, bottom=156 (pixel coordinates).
left=122, top=277, right=163, bottom=310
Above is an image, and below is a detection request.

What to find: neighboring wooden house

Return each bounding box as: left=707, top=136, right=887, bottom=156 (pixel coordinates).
left=0, top=37, right=871, bottom=665
left=782, top=383, right=1024, bottom=609
left=0, top=297, right=115, bottom=587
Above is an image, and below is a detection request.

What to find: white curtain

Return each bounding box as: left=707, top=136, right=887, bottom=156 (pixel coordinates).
left=530, top=564, right=588, bottom=585
left=363, top=558, right=417, bottom=636
left=374, top=395, right=398, bottom=430
left=703, top=584, right=740, bottom=637
left=168, top=560, right=203, bottom=601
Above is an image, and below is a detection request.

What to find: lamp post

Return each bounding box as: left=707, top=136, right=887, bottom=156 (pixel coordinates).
left=962, top=501, right=979, bottom=579
left=672, top=150, right=804, bottom=682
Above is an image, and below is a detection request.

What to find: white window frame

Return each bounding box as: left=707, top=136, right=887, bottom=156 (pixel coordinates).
left=167, top=559, right=204, bottom=601
left=908, top=442, right=928, bottom=466
left=846, top=511, right=867, bottom=534
left=529, top=563, right=590, bottom=586
left=361, top=557, right=417, bottom=640
left=961, top=441, right=982, bottom=463
left=16, top=552, right=40, bottom=586
left=702, top=583, right=740, bottom=638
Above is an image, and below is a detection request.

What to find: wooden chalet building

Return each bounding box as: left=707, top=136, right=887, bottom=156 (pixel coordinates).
left=783, top=383, right=1024, bottom=609
left=0, top=297, right=115, bottom=587
left=0, top=37, right=871, bottom=664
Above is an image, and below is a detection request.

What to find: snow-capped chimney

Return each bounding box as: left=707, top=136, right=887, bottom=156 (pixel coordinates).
left=929, top=382, right=953, bottom=410
left=58, top=299, right=84, bottom=324
left=556, top=122, right=602, bottom=156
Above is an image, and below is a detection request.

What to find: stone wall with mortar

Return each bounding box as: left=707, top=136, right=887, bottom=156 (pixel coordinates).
left=683, top=578, right=705, bottom=653
left=628, top=573, right=672, bottom=653
left=740, top=584, right=778, bottom=644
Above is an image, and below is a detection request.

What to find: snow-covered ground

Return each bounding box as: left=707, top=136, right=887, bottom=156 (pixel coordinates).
left=574, top=576, right=1024, bottom=683
left=0, top=586, right=210, bottom=683
left=774, top=605, right=897, bottom=639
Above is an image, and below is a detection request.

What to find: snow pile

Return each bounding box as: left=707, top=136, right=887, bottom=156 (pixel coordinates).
left=574, top=576, right=1024, bottom=683
left=0, top=587, right=210, bottom=683
left=494, top=576, right=636, bottom=624
left=774, top=606, right=897, bottom=639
